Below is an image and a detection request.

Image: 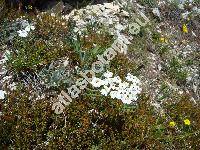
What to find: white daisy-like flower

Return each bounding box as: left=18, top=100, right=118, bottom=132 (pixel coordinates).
left=118, top=82, right=129, bottom=90
left=103, top=79, right=109, bottom=86
left=103, top=85, right=111, bottom=93
left=115, top=92, right=122, bottom=99
left=100, top=88, right=109, bottom=96
left=125, top=73, right=134, bottom=81
left=110, top=91, right=118, bottom=99
left=112, top=76, right=122, bottom=83
left=90, top=77, right=104, bottom=87
left=121, top=93, right=132, bottom=104
left=0, top=90, right=6, bottom=99
left=126, top=74, right=141, bottom=85
left=17, top=30, right=28, bottom=37
left=129, top=94, right=138, bottom=101
left=103, top=71, right=113, bottom=78
left=122, top=97, right=132, bottom=104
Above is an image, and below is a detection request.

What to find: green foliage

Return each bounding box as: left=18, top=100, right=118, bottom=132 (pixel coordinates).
left=165, top=57, right=188, bottom=85
left=1, top=13, right=72, bottom=73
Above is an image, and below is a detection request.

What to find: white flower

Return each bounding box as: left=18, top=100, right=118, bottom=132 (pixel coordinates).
left=127, top=93, right=137, bottom=101
left=25, top=25, right=31, bottom=32
left=110, top=91, right=118, bottom=99
left=30, top=25, right=35, bottom=30
left=63, top=59, right=69, bottom=67
left=121, top=93, right=132, bottom=104
left=105, top=79, right=117, bottom=90
left=152, top=8, right=161, bottom=18
left=128, top=83, right=142, bottom=94
left=118, top=82, right=129, bottom=90
left=0, top=90, right=6, bottom=99
left=91, top=72, right=142, bottom=104
left=115, top=92, right=122, bottom=99
left=90, top=77, right=104, bottom=87
left=112, top=76, right=122, bottom=83
left=103, top=71, right=113, bottom=78
left=102, top=79, right=109, bottom=86
left=126, top=74, right=141, bottom=84
left=100, top=88, right=109, bottom=96
left=103, top=85, right=111, bottom=93
left=122, top=97, right=132, bottom=104
left=110, top=84, right=117, bottom=90
left=110, top=90, right=122, bottom=99
left=17, top=30, right=28, bottom=37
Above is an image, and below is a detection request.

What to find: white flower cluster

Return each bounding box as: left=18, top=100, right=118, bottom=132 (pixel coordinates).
left=90, top=71, right=142, bottom=104
left=17, top=19, right=35, bottom=37
left=61, top=2, right=131, bottom=40
left=61, top=1, right=149, bottom=52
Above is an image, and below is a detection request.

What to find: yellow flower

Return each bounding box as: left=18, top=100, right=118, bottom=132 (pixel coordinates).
left=182, top=24, right=188, bottom=33
left=160, top=37, right=168, bottom=43
left=169, top=121, right=176, bottom=127
left=160, top=37, right=165, bottom=42
left=184, top=119, right=191, bottom=125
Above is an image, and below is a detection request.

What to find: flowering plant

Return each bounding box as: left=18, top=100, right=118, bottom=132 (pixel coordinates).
left=90, top=71, right=142, bottom=104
